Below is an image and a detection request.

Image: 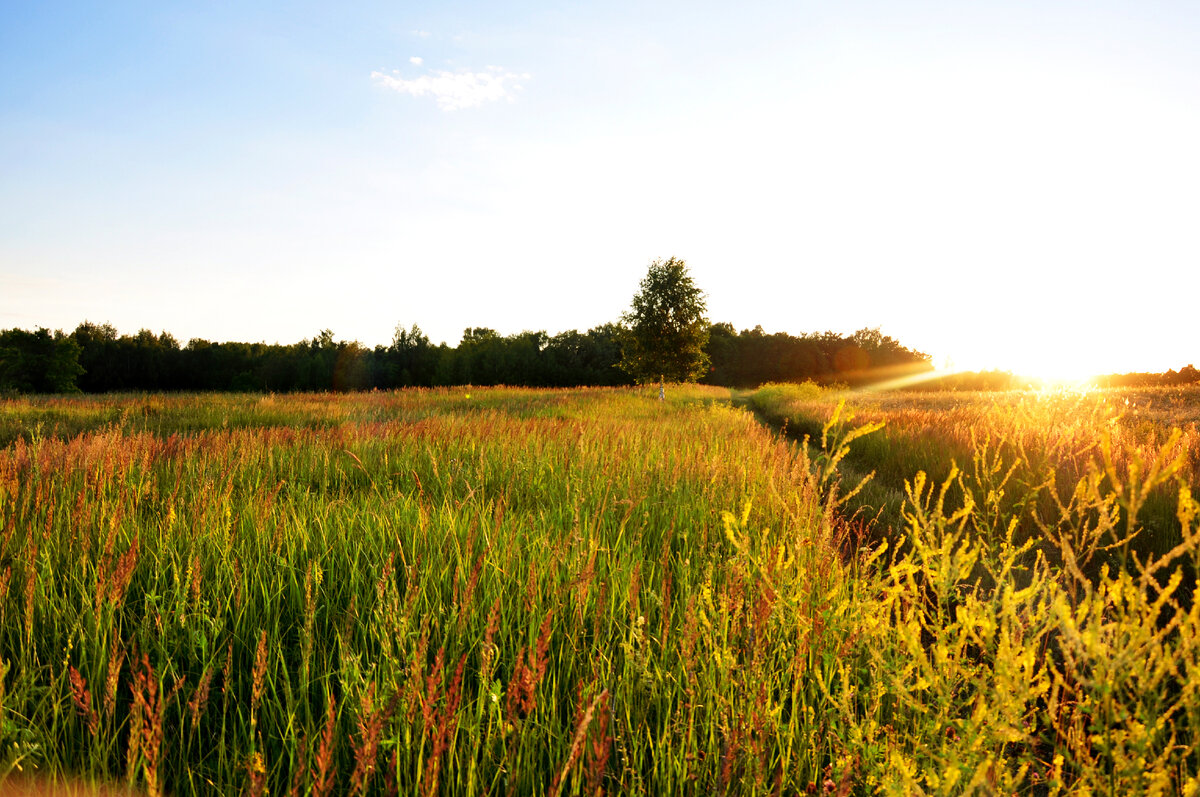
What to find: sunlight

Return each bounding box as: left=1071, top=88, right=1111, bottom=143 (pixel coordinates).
left=1033, top=378, right=1096, bottom=395
left=853, top=368, right=950, bottom=393
left=933, top=343, right=1104, bottom=386
left=1001, top=358, right=1098, bottom=386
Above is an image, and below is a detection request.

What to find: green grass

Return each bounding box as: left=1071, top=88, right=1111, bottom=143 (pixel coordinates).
left=2, top=385, right=1199, bottom=795
left=0, top=386, right=850, bottom=794
left=749, top=382, right=1200, bottom=566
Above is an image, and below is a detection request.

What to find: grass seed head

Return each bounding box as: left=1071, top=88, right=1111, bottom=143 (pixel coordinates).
left=535, top=612, right=554, bottom=682
left=251, top=629, right=268, bottom=720
left=103, top=641, right=125, bottom=720
left=287, top=731, right=308, bottom=797
left=188, top=666, right=213, bottom=730
left=68, top=665, right=98, bottom=735
left=311, top=691, right=339, bottom=797
left=22, top=544, right=37, bottom=646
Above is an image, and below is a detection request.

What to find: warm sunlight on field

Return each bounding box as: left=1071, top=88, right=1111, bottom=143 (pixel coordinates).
left=939, top=348, right=1101, bottom=385
left=3, top=387, right=1200, bottom=793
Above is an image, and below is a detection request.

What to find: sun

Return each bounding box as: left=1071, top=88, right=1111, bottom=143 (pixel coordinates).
left=935, top=350, right=1100, bottom=387
left=1008, top=358, right=1099, bottom=386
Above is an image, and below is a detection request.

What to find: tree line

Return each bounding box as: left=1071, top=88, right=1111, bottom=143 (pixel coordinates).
left=0, top=320, right=934, bottom=394
left=9, top=319, right=1191, bottom=396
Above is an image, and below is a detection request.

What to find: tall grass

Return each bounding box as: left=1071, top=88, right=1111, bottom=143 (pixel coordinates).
left=749, top=382, right=1200, bottom=563
left=0, top=386, right=853, bottom=794
left=2, top=384, right=1198, bottom=794
left=746, top=381, right=1200, bottom=793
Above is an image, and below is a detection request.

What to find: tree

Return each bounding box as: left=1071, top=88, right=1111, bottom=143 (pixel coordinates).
left=619, top=257, right=710, bottom=384
left=333, top=341, right=369, bottom=391
left=387, top=323, right=436, bottom=387
left=703, top=322, right=738, bottom=386
left=308, top=330, right=339, bottom=390
left=0, top=327, right=84, bottom=393
left=72, top=321, right=119, bottom=391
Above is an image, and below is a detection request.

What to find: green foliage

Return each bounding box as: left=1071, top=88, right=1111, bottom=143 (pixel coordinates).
left=387, top=323, right=437, bottom=387
left=706, top=324, right=932, bottom=388
left=0, top=327, right=83, bottom=394
left=619, top=257, right=711, bottom=384
left=54, top=322, right=633, bottom=394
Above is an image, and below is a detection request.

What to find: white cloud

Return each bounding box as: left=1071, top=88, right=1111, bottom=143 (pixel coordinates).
left=412, top=30, right=431, bottom=38
left=371, top=66, right=530, bottom=111
left=409, top=56, right=423, bottom=66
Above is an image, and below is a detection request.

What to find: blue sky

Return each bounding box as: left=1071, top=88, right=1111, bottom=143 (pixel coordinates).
left=3, top=0, right=1198, bottom=377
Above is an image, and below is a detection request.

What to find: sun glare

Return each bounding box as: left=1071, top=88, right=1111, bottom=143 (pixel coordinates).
left=1006, top=358, right=1098, bottom=386
left=934, top=351, right=1100, bottom=389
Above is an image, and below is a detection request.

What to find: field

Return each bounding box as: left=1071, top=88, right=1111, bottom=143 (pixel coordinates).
left=1, top=385, right=1198, bottom=795
left=749, top=384, right=1200, bottom=563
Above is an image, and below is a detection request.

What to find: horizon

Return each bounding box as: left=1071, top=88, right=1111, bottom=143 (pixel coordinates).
left=13, top=316, right=1197, bottom=384
left=4, top=1, right=1198, bottom=380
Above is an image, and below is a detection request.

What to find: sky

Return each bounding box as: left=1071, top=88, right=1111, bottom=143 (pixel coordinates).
left=2, top=0, right=1198, bottom=379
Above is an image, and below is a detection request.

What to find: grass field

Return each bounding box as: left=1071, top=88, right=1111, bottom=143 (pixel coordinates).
left=1, top=385, right=1198, bottom=795
left=750, top=384, right=1200, bottom=563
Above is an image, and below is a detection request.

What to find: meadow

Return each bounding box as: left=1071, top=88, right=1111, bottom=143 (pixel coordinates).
left=749, top=383, right=1200, bottom=564
left=1, top=385, right=1198, bottom=795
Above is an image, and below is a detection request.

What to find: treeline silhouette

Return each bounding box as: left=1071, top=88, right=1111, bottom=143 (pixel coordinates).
left=1, top=321, right=935, bottom=393
left=5, top=323, right=1193, bottom=394
left=707, top=324, right=931, bottom=387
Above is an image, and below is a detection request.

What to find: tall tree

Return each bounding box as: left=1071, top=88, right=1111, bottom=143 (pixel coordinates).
left=619, top=257, right=711, bottom=384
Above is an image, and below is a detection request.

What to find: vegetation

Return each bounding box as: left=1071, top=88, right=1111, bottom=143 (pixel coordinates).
left=2, top=250, right=1195, bottom=397
left=2, top=384, right=1199, bottom=794
left=748, top=383, right=1200, bottom=553
left=0, top=386, right=831, bottom=795
left=708, top=325, right=931, bottom=389
left=0, top=328, right=83, bottom=394
left=618, top=258, right=711, bottom=384
left=2, top=258, right=935, bottom=395
left=0, top=321, right=935, bottom=396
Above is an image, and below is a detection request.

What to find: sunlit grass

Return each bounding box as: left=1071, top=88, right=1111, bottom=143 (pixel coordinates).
left=746, top=381, right=1200, bottom=793
left=750, top=382, right=1200, bottom=555
left=2, top=384, right=1198, bottom=794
